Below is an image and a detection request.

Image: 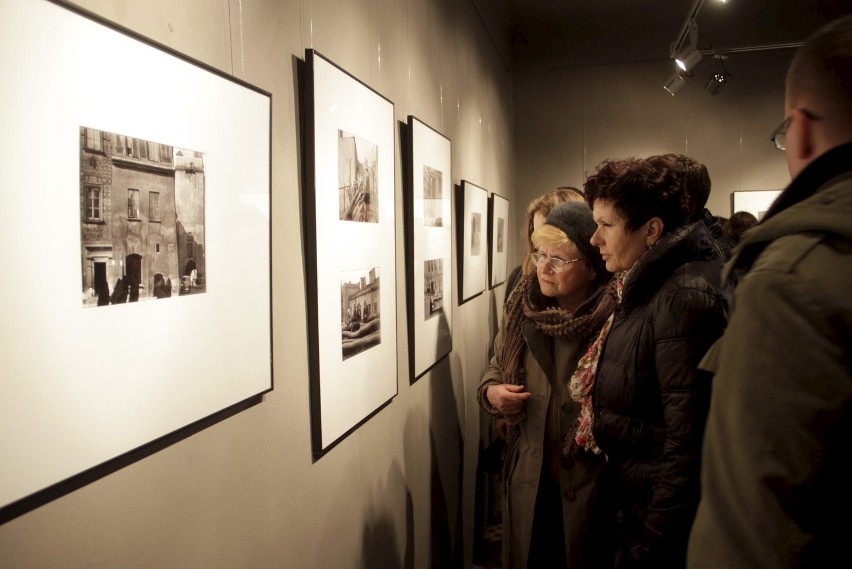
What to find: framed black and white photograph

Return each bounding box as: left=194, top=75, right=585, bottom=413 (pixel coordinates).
left=80, top=127, right=208, bottom=306
left=304, top=49, right=397, bottom=458
left=405, top=116, right=453, bottom=381
left=458, top=180, right=488, bottom=304
left=731, top=190, right=782, bottom=221
left=0, top=0, right=272, bottom=520
left=489, top=193, right=509, bottom=288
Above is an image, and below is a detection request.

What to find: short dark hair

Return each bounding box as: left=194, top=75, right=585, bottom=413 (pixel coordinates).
left=787, top=15, right=852, bottom=135
left=723, top=211, right=758, bottom=243
left=583, top=156, right=691, bottom=236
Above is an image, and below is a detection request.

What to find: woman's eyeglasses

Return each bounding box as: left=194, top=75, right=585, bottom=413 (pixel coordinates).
left=530, top=252, right=582, bottom=273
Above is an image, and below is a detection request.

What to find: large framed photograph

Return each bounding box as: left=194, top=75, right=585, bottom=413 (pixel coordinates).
left=0, top=0, right=272, bottom=519
left=731, top=190, right=782, bottom=221
left=458, top=180, right=489, bottom=304
left=405, top=116, right=453, bottom=381
left=489, top=193, right=510, bottom=288
left=304, top=49, right=397, bottom=458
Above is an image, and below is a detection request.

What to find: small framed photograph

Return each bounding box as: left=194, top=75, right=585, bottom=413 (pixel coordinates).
left=0, top=0, right=272, bottom=520
left=405, top=116, right=453, bottom=381
left=731, top=190, right=782, bottom=221
left=458, top=180, right=488, bottom=304
left=489, top=193, right=509, bottom=288
left=303, top=49, right=398, bottom=458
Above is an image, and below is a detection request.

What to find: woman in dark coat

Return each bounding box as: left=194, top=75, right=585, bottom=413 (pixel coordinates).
left=583, top=156, right=729, bottom=568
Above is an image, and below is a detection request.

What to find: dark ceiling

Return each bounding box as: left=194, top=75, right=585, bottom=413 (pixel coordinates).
left=502, top=0, right=850, bottom=69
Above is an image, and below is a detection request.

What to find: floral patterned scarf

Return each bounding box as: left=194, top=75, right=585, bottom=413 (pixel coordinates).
left=568, top=269, right=627, bottom=455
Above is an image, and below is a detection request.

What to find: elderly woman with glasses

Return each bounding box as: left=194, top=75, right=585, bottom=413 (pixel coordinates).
left=478, top=201, right=618, bottom=569
left=583, top=155, right=730, bottom=569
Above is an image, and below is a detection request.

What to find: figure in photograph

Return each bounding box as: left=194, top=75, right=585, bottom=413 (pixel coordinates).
left=338, top=130, right=379, bottom=223
left=471, top=212, right=482, bottom=256
left=497, top=217, right=505, bottom=253
left=79, top=126, right=206, bottom=307
left=423, top=165, right=444, bottom=227
left=341, top=267, right=382, bottom=360
left=423, top=258, right=444, bottom=319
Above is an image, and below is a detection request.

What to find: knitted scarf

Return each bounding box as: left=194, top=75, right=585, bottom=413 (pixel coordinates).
left=499, top=270, right=617, bottom=453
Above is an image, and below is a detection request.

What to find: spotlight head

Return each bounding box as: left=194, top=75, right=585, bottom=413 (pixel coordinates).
left=705, top=54, right=731, bottom=95
left=664, top=73, right=686, bottom=96
left=705, top=73, right=728, bottom=95
left=675, top=47, right=703, bottom=72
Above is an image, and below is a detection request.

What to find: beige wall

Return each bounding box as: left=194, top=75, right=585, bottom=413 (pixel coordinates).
left=511, top=50, right=794, bottom=269
left=0, top=0, right=513, bottom=567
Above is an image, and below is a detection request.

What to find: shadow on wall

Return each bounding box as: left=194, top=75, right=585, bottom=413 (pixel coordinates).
left=429, top=355, right=464, bottom=567
left=487, top=288, right=501, bottom=359
left=361, top=460, right=413, bottom=569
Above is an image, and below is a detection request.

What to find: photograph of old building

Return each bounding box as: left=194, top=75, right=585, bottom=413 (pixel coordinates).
left=340, top=267, right=381, bottom=360
left=470, top=211, right=482, bottom=256
left=79, top=126, right=206, bottom=307
left=423, top=164, right=443, bottom=227
left=338, top=129, right=378, bottom=223
left=423, top=258, right=444, bottom=319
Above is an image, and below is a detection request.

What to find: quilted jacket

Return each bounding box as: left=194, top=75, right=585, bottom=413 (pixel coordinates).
left=592, top=221, right=730, bottom=568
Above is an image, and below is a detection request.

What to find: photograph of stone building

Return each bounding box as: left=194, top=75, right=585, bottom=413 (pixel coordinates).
left=423, top=258, right=444, bottom=319
left=79, top=126, right=206, bottom=307
left=338, top=129, right=378, bottom=223
left=340, top=267, right=381, bottom=360
left=423, top=164, right=443, bottom=227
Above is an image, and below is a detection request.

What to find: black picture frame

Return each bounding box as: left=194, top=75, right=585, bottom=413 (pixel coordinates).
left=489, top=193, right=509, bottom=289
left=457, top=180, right=488, bottom=304
left=303, top=49, right=398, bottom=459
left=403, top=116, right=453, bottom=382
left=0, top=0, right=272, bottom=522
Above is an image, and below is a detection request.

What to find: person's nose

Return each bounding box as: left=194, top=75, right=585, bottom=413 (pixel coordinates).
left=590, top=229, right=602, bottom=247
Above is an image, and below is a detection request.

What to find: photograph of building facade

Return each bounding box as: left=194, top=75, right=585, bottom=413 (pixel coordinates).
left=340, top=267, right=381, bottom=360
left=79, top=127, right=206, bottom=307
left=338, top=129, right=378, bottom=223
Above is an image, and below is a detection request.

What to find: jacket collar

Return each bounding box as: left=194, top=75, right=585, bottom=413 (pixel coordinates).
left=725, top=142, right=852, bottom=281
left=620, top=221, right=713, bottom=309
left=763, top=141, right=852, bottom=221
left=521, top=319, right=554, bottom=380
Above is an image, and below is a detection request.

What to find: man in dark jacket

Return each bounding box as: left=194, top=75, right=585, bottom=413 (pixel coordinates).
left=688, top=15, right=852, bottom=568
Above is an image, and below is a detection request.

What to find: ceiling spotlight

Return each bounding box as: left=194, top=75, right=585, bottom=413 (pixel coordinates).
left=664, top=72, right=687, bottom=96
left=675, top=46, right=703, bottom=72
left=672, top=17, right=702, bottom=72
left=705, top=54, right=731, bottom=95
left=705, top=73, right=727, bottom=95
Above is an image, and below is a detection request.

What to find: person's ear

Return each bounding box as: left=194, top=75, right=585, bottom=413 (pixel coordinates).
left=789, top=108, right=814, bottom=160
left=645, top=217, right=664, bottom=248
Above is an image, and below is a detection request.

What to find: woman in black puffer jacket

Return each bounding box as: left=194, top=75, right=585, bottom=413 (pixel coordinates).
left=582, top=155, right=730, bottom=569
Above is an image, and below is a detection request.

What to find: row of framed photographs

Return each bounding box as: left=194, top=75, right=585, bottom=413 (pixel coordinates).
left=0, top=0, right=512, bottom=521
left=304, top=50, right=511, bottom=457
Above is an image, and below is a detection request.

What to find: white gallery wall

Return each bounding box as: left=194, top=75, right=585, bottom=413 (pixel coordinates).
left=0, top=1, right=800, bottom=568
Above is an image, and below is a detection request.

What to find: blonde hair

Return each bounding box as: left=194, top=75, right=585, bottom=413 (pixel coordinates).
left=530, top=224, right=582, bottom=262
left=522, top=187, right=585, bottom=273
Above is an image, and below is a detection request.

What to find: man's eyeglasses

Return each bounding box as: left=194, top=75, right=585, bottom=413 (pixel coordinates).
left=770, top=109, right=820, bottom=151
left=531, top=252, right=582, bottom=273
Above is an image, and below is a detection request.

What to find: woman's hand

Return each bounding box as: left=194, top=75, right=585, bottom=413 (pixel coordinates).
left=486, top=384, right=532, bottom=417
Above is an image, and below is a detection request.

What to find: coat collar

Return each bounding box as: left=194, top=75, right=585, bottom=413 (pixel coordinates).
left=620, top=221, right=714, bottom=310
